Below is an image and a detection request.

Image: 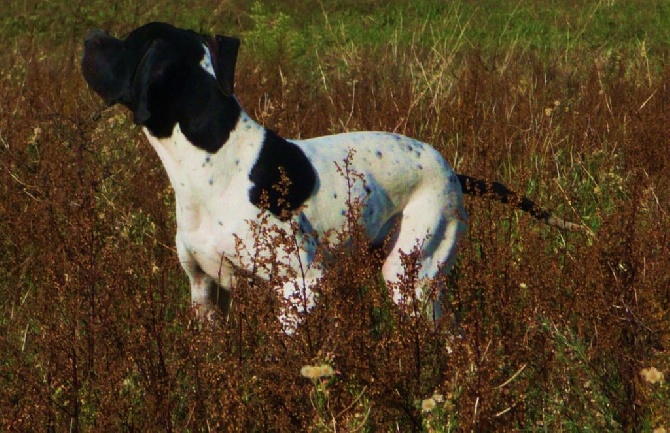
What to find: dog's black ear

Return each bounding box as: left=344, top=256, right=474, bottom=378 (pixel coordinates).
left=130, top=39, right=179, bottom=125
left=208, top=35, right=240, bottom=96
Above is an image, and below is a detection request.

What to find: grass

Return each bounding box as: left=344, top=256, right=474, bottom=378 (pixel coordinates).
left=1, top=0, right=669, bottom=431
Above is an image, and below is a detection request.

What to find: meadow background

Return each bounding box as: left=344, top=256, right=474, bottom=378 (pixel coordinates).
left=1, top=0, right=669, bottom=431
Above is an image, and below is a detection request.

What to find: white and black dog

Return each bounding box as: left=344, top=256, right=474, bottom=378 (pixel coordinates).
left=82, top=22, right=585, bottom=328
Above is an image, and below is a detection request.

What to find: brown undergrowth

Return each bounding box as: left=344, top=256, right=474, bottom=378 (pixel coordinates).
left=1, top=26, right=669, bottom=433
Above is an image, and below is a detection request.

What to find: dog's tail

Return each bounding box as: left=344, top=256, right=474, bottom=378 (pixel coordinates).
left=457, top=174, right=590, bottom=234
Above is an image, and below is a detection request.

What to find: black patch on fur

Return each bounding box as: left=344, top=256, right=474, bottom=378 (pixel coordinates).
left=248, top=129, right=317, bottom=218
left=175, top=75, right=241, bottom=153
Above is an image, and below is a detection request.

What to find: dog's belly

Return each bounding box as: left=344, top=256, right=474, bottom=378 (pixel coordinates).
left=177, top=202, right=320, bottom=285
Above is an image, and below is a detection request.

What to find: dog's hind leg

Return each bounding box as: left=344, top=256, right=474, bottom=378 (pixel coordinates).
left=381, top=190, right=467, bottom=319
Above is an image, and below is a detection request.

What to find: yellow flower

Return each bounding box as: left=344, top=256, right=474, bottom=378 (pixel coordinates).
left=421, top=398, right=436, bottom=412
left=653, top=427, right=666, bottom=433
left=641, top=367, right=664, bottom=384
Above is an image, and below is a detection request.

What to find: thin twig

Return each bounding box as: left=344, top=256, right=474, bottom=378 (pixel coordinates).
left=496, top=363, right=527, bottom=389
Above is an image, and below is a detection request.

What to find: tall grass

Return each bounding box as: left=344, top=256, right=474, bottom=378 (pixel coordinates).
left=1, top=0, right=669, bottom=431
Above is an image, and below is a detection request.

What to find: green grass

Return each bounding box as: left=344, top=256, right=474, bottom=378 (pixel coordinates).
left=3, top=1, right=669, bottom=66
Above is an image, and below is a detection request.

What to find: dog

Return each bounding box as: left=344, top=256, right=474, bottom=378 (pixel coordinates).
left=82, top=22, right=586, bottom=328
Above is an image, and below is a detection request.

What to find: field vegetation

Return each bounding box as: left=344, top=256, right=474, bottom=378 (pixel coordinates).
left=1, top=0, right=669, bottom=431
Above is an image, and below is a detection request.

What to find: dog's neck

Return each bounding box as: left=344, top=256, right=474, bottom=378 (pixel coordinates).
left=144, top=103, right=264, bottom=196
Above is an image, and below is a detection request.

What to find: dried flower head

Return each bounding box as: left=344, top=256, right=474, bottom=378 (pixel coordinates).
left=421, top=397, right=437, bottom=412
left=300, top=365, right=316, bottom=379
left=316, top=364, right=335, bottom=377
left=641, top=367, right=664, bottom=384
left=301, top=364, right=335, bottom=379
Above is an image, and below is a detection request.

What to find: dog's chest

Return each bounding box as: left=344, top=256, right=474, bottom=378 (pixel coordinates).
left=144, top=124, right=262, bottom=260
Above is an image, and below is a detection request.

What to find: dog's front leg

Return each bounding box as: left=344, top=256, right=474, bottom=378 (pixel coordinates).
left=176, top=236, right=232, bottom=322
left=190, top=273, right=231, bottom=322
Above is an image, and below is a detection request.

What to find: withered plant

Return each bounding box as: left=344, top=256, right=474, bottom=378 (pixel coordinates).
left=1, top=2, right=669, bottom=431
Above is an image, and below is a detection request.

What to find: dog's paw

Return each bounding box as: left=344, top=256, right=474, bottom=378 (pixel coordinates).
left=193, top=302, right=224, bottom=323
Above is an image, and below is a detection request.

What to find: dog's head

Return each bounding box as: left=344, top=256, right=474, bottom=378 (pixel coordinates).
left=82, top=22, right=240, bottom=146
